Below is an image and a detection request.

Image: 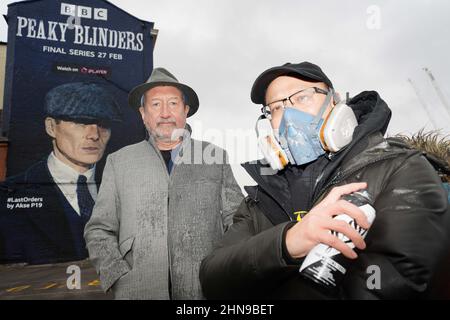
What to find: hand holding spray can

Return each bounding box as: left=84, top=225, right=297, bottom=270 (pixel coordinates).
left=299, top=190, right=376, bottom=292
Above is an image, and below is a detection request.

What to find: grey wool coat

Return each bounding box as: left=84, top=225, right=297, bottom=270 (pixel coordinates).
left=84, top=130, right=243, bottom=299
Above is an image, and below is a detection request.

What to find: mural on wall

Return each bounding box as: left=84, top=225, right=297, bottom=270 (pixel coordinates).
left=0, top=0, right=155, bottom=264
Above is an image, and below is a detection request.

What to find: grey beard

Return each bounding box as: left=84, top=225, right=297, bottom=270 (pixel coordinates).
left=146, top=125, right=187, bottom=143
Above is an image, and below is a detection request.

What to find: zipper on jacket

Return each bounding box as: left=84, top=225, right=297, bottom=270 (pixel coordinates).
left=150, top=143, right=174, bottom=299
left=153, top=145, right=173, bottom=298
left=253, top=184, right=293, bottom=222
left=164, top=142, right=187, bottom=299
left=249, top=186, right=293, bottom=222
left=244, top=164, right=295, bottom=222
left=147, top=137, right=191, bottom=299
left=312, top=152, right=402, bottom=205
left=167, top=195, right=172, bottom=299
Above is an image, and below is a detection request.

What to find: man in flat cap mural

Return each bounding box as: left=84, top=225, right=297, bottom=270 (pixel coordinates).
left=0, top=82, right=122, bottom=265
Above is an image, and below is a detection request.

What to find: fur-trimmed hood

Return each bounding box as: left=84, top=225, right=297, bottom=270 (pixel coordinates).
left=393, top=130, right=450, bottom=183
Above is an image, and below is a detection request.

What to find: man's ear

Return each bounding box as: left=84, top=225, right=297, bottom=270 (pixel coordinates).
left=139, top=106, right=145, bottom=121
left=184, top=105, right=190, bottom=116
left=333, top=91, right=342, bottom=105
left=45, top=117, right=56, bottom=138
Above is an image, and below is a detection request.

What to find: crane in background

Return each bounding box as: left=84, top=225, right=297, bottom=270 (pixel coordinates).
left=423, top=67, right=450, bottom=120
left=407, top=78, right=439, bottom=129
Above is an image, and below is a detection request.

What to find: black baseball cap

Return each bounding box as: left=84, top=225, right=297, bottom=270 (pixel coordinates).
left=251, top=61, right=334, bottom=105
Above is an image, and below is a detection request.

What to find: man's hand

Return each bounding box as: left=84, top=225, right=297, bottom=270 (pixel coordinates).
left=285, top=182, right=371, bottom=260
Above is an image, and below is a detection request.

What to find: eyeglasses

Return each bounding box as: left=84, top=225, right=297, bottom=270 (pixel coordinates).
left=261, top=86, right=329, bottom=120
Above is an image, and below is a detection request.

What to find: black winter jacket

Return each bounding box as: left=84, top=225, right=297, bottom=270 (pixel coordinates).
left=200, top=91, right=450, bottom=299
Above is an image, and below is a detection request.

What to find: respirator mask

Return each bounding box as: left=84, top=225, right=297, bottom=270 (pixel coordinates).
left=256, top=89, right=358, bottom=171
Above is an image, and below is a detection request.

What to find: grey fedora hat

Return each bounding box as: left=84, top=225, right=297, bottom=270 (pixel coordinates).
left=128, top=67, right=199, bottom=117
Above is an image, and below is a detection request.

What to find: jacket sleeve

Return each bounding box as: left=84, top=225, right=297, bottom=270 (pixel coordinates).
left=342, top=153, right=450, bottom=299
left=220, top=159, right=244, bottom=233
left=84, top=155, right=130, bottom=292
left=200, top=197, right=298, bottom=299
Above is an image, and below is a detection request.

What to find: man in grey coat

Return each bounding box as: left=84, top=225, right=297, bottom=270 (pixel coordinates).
left=84, top=68, right=243, bottom=299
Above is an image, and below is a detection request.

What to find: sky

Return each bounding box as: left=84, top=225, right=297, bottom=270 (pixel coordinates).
left=1, top=0, right=449, bottom=190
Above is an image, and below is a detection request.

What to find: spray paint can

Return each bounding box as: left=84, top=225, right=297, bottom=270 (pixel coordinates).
left=299, top=190, right=376, bottom=292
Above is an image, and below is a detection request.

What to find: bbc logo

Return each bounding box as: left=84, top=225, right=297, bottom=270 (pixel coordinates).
left=60, top=2, right=108, bottom=21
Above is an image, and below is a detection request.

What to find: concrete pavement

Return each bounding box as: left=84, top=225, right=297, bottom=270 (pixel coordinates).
left=0, top=259, right=113, bottom=300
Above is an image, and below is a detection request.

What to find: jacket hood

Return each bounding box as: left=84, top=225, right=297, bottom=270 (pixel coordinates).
left=391, top=130, right=450, bottom=182
left=348, top=91, right=391, bottom=144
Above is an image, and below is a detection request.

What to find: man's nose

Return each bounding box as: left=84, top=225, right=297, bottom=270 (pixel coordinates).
left=160, top=102, right=171, bottom=118
left=85, top=124, right=100, bottom=140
